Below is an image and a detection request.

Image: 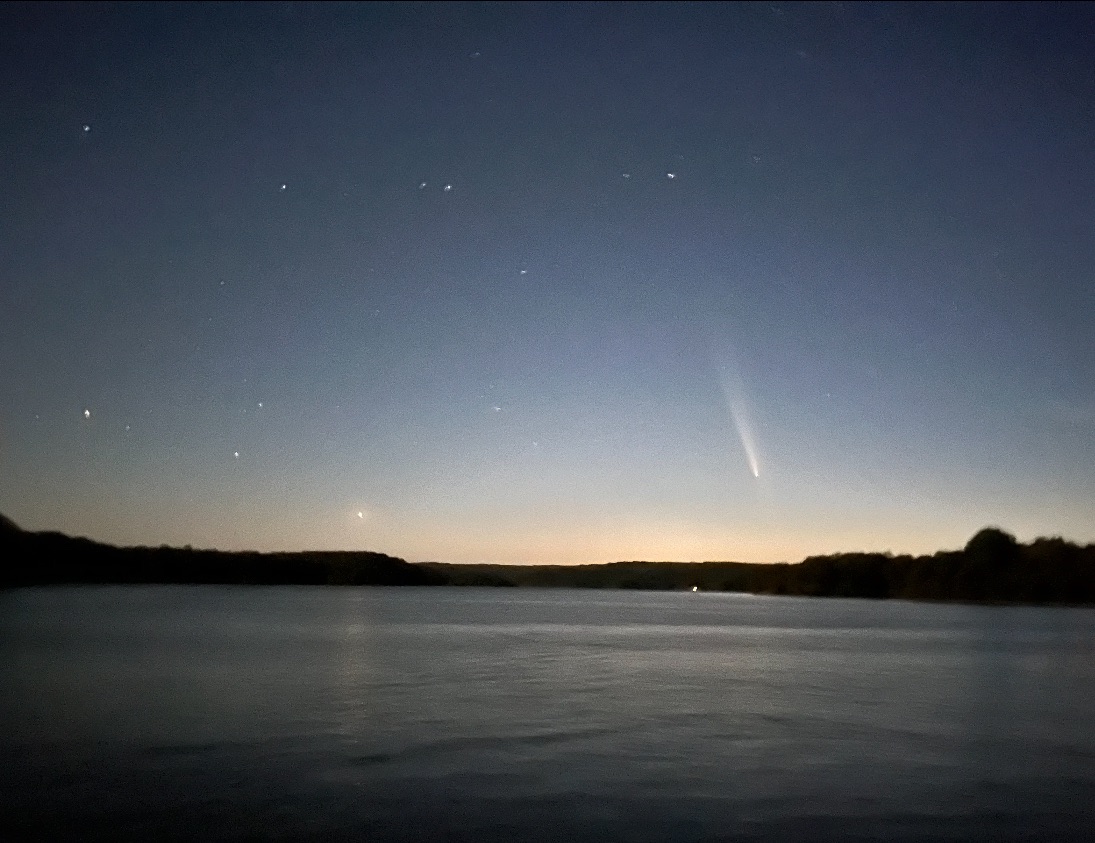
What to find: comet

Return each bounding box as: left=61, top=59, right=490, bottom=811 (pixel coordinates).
left=728, top=399, right=761, bottom=479
left=713, top=343, right=762, bottom=479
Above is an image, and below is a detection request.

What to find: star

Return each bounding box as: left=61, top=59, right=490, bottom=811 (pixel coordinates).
left=357, top=511, right=364, bottom=519
left=418, top=181, right=427, bottom=189
left=443, top=184, right=453, bottom=192
left=279, top=183, right=287, bottom=191
left=83, top=409, right=91, bottom=419
left=82, top=124, right=90, bottom=133
left=233, top=451, right=240, bottom=459
left=666, top=172, right=676, bottom=179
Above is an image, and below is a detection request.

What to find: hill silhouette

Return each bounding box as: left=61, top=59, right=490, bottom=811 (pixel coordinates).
left=2, top=518, right=1093, bottom=604
left=0, top=512, right=21, bottom=536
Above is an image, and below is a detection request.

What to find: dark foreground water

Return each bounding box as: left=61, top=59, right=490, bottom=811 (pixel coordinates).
left=1, top=587, right=1094, bottom=842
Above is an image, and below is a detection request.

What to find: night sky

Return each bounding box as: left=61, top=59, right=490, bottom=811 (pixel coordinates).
left=2, top=2, right=1094, bottom=564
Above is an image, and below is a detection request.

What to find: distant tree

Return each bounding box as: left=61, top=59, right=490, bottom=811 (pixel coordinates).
left=959, top=527, right=1021, bottom=600
left=964, top=527, right=1020, bottom=562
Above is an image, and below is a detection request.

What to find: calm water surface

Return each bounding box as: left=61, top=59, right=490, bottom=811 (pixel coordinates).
left=1, top=587, right=1093, bottom=841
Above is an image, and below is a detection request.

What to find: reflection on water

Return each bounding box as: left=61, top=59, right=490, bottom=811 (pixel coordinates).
left=1, top=587, right=1094, bottom=841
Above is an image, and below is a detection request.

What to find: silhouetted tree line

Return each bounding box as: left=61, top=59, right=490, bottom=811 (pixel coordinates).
left=0, top=515, right=442, bottom=587
left=3, top=515, right=1093, bottom=604
left=426, top=528, right=1095, bottom=605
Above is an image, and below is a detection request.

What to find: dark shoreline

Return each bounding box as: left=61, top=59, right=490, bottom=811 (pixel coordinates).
left=2, top=515, right=1093, bottom=605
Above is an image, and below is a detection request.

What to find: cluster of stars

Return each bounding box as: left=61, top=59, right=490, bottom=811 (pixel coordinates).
left=78, top=401, right=259, bottom=467
left=620, top=171, right=678, bottom=180
left=69, top=110, right=690, bottom=512
left=407, top=169, right=686, bottom=196
left=80, top=109, right=688, bottom=228
left=71, top=115, right=701, bottom=521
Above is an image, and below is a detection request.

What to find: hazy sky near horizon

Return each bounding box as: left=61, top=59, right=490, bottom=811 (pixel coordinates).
left=2, top=2, right=1094, bottom=564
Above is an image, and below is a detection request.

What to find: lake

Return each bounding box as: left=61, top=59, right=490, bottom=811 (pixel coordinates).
left=1, top=587, right=1093, bottom=841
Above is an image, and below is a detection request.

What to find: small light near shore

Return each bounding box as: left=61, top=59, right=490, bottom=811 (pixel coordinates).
left=692, top=586, right=698, bottom=592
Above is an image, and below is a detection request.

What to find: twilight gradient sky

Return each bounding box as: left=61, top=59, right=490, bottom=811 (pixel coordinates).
left=2, top=2, right=1094, bottom=564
